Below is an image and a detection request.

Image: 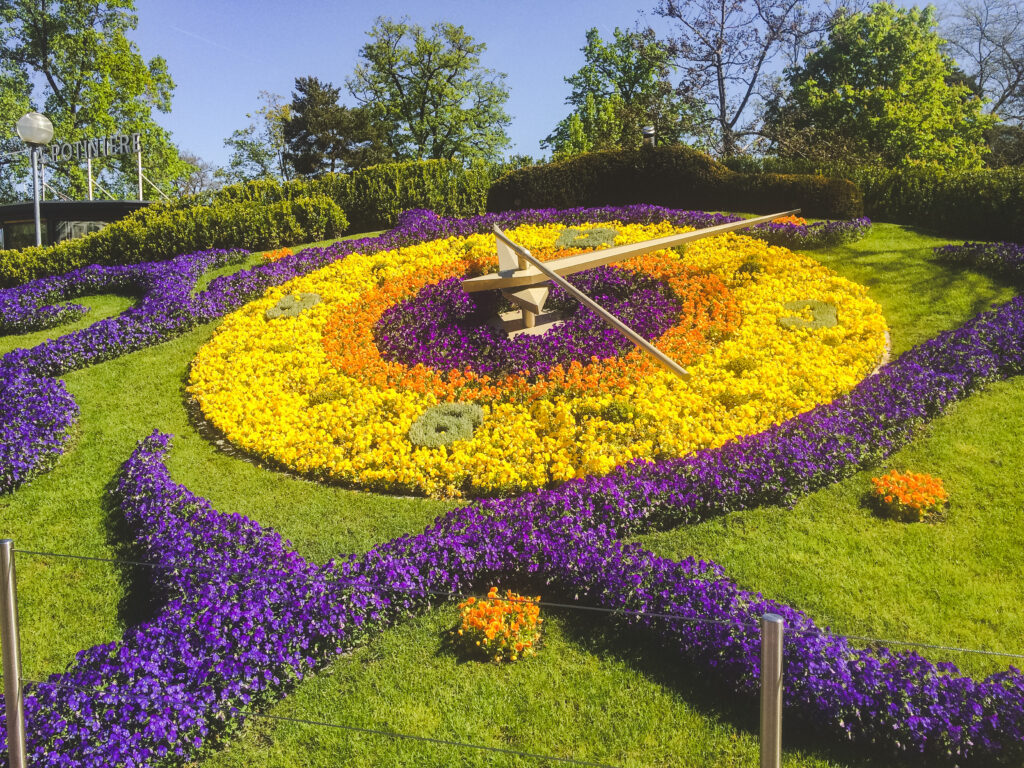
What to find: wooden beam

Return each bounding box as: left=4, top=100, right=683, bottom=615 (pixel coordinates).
left=462, top=209, right=800, bottom=293
left=509, top=235, right=691, bottom=381
left=503, top=284, right=549, bottom=315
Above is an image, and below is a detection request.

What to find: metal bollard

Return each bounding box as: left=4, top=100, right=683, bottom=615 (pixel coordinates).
left=760, top=613, right=784, bottom=768
left=0, top=540, right=27, bottom=768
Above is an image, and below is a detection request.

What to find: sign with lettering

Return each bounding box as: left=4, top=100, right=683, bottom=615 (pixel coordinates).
left=47, top=133, right=141, bottom=162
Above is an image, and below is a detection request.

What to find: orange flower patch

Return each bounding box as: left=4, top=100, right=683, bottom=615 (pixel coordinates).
left=454, top=587, right=542, bottom=663
left=263, top=247, right=294, bottom=261
left=870, top=470, right=949, bottom=522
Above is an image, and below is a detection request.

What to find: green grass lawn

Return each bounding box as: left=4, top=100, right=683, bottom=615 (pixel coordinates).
left=0, top=222, right=1020, bottom=767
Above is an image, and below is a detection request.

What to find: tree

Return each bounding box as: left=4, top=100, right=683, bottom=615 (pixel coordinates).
left=770, top=3, right=996, bottom=169
left=347, top=17, right=510, bottom=162
left=219, top=91, right=291, bottom=183
left=0, top=60, right=31, bottom=202
left=652, top=0, right=831, bottom=157
left=171, top=152, right=221, bottom=197
left=283, top=76, right=386, bottom=176
left=986, top=123, right=1024, bottom=165
left=0, top=0, right=190, bottom=199
left=547, top=93, right=627, bottom=158
left=542, top=27, right=711, bottom=158
left=942, top=0, right=1024, bottom=124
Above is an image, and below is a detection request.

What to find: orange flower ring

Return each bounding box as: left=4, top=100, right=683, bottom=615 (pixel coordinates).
left=322, top=251, right=741, bottom=404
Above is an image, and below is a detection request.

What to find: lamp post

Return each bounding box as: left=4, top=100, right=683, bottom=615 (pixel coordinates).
left=642, top=125, right=656, bottom=148
left=15, top=112, right=54, bottom=247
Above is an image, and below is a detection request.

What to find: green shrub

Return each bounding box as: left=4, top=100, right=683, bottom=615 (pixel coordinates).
left=340, top=159, right=493, bottom=232
left=408, top=403, right=484, bottom=448
left=854, top=166, right=1024, bottom=242
left=0, top=196, right=347, bottom=288
left=725, top=156, right=1024, bottom=242
left=486, top=146, right=862, bottom=219
left=168, top=159, right=495, bottom=233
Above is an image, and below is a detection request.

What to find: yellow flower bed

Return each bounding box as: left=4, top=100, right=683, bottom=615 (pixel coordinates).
left=188, top=222, right=888, bottom=497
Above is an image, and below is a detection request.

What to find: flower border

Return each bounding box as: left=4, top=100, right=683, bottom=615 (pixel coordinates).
left=3, top=211, right=1023, bottom=766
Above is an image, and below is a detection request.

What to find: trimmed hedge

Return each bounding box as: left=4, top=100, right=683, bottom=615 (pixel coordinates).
left=169, top=158, right=494, bottom=233
left=854, top=166, right=1024, bottom=243
left=486, top=146, right=863, bottom=219
left=723, top=156, right=1024, bottom=242
left=0, top=196, right=347, bottom=288
left=0, top=158, right=495, bottom=288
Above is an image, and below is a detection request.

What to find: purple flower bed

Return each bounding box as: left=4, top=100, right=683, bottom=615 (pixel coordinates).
left=0, top=250, right=241, bottom=335
left=934, top=241, right=1024, bottom=283
left=0, top=368, right=77, bottom=494
left=2, top=206, right=1024, bottom=765
left=10, top=298, right=1024, bottom=767
left=374, top=267, right=680, bottom=378
left=750, top=217, right=872, bottom=249
left=0, top=249, right=249, bottom=378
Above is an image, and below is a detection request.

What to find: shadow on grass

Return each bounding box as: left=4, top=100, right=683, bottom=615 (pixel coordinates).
left=550, top=608, right=950, bottom=768
left=100, top=473, right=166, bottom=630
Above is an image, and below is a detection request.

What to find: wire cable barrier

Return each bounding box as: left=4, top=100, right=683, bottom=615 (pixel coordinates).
left=16, top=675, right=620, bottom=768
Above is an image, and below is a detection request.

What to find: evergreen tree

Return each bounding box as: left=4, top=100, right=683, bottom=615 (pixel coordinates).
left=283, top=76, right=385, bottom=176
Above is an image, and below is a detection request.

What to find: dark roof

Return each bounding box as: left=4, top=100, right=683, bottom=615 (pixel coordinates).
left=0, top=200, right=150, bottom=221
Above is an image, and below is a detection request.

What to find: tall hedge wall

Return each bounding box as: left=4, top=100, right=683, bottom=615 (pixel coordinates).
left=723, top=156, right=1024, bottom=243
left=0, top=196, right=346, bottom=288
left=172, top=158, right=495, bottom=233
left=486, top=146, right=864, bottom=219
left=853, top=166, right=1024, bottom=243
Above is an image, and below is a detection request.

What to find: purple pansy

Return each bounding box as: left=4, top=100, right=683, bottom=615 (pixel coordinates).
left=374, top=267, right=681, bottom=378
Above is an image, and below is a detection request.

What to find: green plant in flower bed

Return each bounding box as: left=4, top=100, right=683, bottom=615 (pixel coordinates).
left=408, top=402, right=484, bottom=447
left=264, top=292, right=321, bottom=320
left=554, top=226, right=618, bottom=249
left=778, top=300, right=839, bottom=330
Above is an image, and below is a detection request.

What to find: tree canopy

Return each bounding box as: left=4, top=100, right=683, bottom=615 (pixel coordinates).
left=220, top=91, right=291, bottom=184
left=769, top=3, right=995, bottom=168
left=652, top=0, right=831, bottom=157
left=347, top=17, right=510, bottom=162
left=543, top=27, right=711, bottom=159
left=283, top=76, right=385, bottom=176
left=0, top=0, right=189, bottom=200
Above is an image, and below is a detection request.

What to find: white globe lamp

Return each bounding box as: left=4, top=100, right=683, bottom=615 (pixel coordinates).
left=16, top=112, right=55, bottom=247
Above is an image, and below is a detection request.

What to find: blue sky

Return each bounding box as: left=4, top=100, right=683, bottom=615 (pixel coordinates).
left=130, top=0, right=672, bottom=168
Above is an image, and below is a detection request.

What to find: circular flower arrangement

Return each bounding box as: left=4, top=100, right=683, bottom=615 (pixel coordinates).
left=188, top=221, right=888, bottom=497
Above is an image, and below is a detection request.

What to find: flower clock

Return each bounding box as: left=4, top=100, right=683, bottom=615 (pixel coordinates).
left=187, top=220, right=887, bottom=497
left=0, top=207, right=1022, bottom=767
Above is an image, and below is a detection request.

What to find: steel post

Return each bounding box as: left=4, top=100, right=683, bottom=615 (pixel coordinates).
left=0, top=540, right=27, bottom=768
left=760, top=612, right=784, bottom=768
